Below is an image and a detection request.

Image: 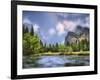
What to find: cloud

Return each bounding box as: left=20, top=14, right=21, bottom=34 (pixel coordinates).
left=56, top=13, right=90, bottom=29
left=56, top=13, right=68, bottom=18
left=23, top=18, right=32, bottom=24
left=42, top=35, right=49, bottom=43
left=83, top=17, right=90, bottom=27
left=42, top=36, right=48, bottom=40
left=62, top=20, right=77, bottom=32
left=56, top=22, right=65, bottom=36
left=57, top=16, right=90, bottom=33
left=75, top=17, right=90, bottom=27
left=40, top=32, right=49, bottom=43
left=33, top=24, right=40, bottom=32
left=48, top=28, right=56, bottom=36
left=56, top=20, right=77, bottom=36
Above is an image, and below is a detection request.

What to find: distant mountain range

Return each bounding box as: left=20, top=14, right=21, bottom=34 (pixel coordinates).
left=65, top=25, right=89, bottom=45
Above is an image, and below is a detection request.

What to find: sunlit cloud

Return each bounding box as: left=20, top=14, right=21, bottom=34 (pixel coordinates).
left=48, top=28, right=56, bottom=36
left=56, top=20, right=77, bottom=36
left=56, top=13, right=90, bottom=31
left=56, top=22, right=66, bottom=36
left=56, top=16, right=90, bottom=33
left=63, top=20, right=77, bottom=32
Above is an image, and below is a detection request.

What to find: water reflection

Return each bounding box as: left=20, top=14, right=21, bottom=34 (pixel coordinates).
left=23, top=55, right=89, bottom=68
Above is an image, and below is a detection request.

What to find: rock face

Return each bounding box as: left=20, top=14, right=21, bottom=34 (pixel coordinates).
left=65, top=32, right=78, bottom=45
left=65, top=26, right=89, bottom=45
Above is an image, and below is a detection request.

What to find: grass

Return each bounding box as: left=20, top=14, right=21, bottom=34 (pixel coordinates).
left=32, top=51, right=90, bottom=56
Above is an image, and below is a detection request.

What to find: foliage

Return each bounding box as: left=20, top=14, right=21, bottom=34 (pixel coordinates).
left=23, top=33, right=41, bottom=55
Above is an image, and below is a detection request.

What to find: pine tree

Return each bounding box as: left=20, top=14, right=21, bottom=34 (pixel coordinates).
left=40, top=40, right=43, bottom=47
left=23, top=24, right=25, bottom=36
left=56, top=43, right=58, bottom=48
left=23, top=24, right=29, bottom=35
left=30, top=25, right=34, bottom=36
left=25, top=26, right=29, bottom=33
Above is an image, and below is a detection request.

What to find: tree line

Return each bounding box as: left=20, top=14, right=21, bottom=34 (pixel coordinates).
left=23, top=24, right=89, bottom=56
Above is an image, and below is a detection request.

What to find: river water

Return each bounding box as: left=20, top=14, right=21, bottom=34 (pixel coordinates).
left=23, top=55, right=89, bottom=68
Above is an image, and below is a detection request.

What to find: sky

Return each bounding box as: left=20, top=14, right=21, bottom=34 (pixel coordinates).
left=22, top=11, right=90, bottom=45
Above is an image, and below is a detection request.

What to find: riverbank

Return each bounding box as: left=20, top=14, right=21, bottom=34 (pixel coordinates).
left=32, top=51, right=89, bottom=56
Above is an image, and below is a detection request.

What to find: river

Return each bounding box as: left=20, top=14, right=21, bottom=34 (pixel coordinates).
left=23, top=55, right=89, bottom=68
